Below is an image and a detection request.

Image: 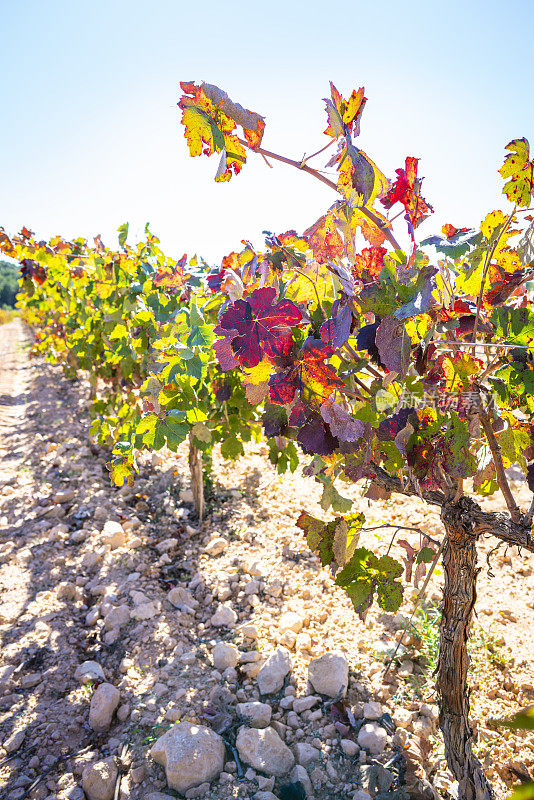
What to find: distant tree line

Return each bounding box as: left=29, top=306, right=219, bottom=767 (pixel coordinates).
left=0, top=260, right=19, bottom=308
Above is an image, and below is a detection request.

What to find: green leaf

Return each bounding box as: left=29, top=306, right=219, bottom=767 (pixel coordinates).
left=344, top=580, right=374, bottom=611
left=377, top=580, right=403, bottom=612
left=416, top=546, right=435, bottom=564
left=220, top=436, right=244, bottom=460
left=319, top=478, right=353, bottom=513
left=187, top=324, right=214, bottom=349
left=191, top=422, right=211, bottom=443
left=490, top=307, right=534, bottom=346
left=117, top=222, right=129, bottom=248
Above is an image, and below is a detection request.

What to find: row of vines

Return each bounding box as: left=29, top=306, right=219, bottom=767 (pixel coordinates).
left=2, top=80, right=534, bottom=799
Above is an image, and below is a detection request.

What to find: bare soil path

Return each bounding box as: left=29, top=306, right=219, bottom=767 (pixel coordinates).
left=0, top=322, right=532, bottom=800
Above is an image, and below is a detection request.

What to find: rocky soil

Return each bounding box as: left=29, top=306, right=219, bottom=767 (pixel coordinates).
left=0, top=318, right=533, bottom=800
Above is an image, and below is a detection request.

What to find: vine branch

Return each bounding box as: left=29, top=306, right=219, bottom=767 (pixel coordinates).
left=238, top=138, right=403, bottom=252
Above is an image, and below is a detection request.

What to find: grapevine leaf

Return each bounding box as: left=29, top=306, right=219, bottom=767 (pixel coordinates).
left=217, top=286, right=302, bottom=368
left=320, top=398, right=365, bottom=442
left=304, top=211, right=344, bottom=263
left=416, top=546, right=435, bottom=564
left=381, top=157, right=433, bottom=231
left=324, top=83, right=367, bottom=139
left=499, top=138, right=534, bottom=208
left=375, top=316, right=411, bottom=374
left=117, top=222, right=129, bottom=248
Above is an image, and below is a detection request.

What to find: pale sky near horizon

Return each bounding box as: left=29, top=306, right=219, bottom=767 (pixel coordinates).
left=1, top=0, right=533, bottom=264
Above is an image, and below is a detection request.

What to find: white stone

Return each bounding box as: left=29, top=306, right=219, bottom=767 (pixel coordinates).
left=292, top=695, right=319, bottom=714
left=82, top=758, right=118, bottom=800
left=256, top=648, right=291, bottom=695
left=236, top=726, right=295, bottom=777
left=211, top=605, right=238, bottom=627
left=103, top=605, right=130, bottom=631
left=308, top=652, right=349, bottom=698
left=340, top=738, right=359, bottom=756
left=363, top=701, right=383, bottom=720
left=132, top=601, right=158, bottom=620
left=398, top=660, right=414, bottom=677
left=150, top=721, right=225, bottom=793
left=155, top=538, right=178, bottom=553
left=290, top=764, right=313, bottom=796
left=89, top=683, right=120, bottom=732
left=357, top=722, right=387, bottom=756
left=293, top=742, right=320, bottom=766
left=204, top=537, right=228, bottom=556
left=353, top=792, right=372, bottom=800
left=213, top=642, right=239, bottom=670
left=279, top=611, right=303, bottom=634
left=239, top=623, right=259, bottom=639
left=75, top=661, right=105, bottom=684
left=236, top=701, right=272, bottom=728
left=102, top=520, right=127, bottom=549
left=167, top=586, right=198, bottom=612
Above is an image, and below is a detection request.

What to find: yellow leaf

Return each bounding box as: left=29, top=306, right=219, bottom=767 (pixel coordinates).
left=243, top=358, right=273, bottom=384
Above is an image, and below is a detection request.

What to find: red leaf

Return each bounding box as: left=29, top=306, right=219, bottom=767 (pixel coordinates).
left=217, top=287, right=302, bottom=368
left=304, top=212, right=344, bottom=263
left=381, top=157, right=433, bottom=229
left=269, top=338, right=345, bottom=407
left=153, top=254, right=186, bottom=291
left=442, top=223, right=469, bottom=239
left=352, top=246, right=387, bottom=281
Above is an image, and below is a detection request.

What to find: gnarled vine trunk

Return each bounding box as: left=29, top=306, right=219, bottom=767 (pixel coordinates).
left=437, top=500, right=495, bottom=800
left=188, top=433, right=204, bottom=522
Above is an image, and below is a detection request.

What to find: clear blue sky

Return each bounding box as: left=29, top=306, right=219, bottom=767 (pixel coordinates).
left=1, top=0, right=533, bottom=263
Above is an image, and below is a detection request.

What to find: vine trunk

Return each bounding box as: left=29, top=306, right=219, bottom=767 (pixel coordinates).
left=437, top=500, right=495, bottom=800
left=188, top=433, right=204, bottom=522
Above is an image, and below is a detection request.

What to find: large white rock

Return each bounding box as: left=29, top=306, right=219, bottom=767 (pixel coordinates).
left=82, top=758, right=118, bottom=800
left=212, top=642, right=239, bottom=670
left=102, top=520, right=127, bottom=549
left=204, top=537, right=228, bottom=556
left=256, top=648, right=291, bottom=695
left=293, top=742, right=321, bottom=766
left=308, top=652, right=349, bottom=697
left=278, top=612, right=303, bottom=634
left=236, top=726, right=295, bottom=777
left=236, top=701, right=272, bottom=728
left=211, top=604, right=238, bottom=627
left=357, top=722, right=387, bottom=756
left=363, top=701, right=383, bottom=720
left=150, top=721, right=225, bottom=793
left=89, top=683, right=120, bottom=732
left=103, top=605, right=130, bottom=631
left=75, top=661, right=105, bottom=684
left=167, top=586, right=197, bottom=613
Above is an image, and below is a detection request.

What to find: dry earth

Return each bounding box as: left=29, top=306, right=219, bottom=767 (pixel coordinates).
left=0, top=319, right=533, bottom=800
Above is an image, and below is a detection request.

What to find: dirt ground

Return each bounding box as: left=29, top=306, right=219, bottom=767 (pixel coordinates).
left=0, top=318, right=533, bottom=800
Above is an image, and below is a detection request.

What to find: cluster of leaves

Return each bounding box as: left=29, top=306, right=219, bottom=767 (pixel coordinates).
left=0, top=223, right=264, bottom=489
left=179, top=80, right=534, bottom=615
